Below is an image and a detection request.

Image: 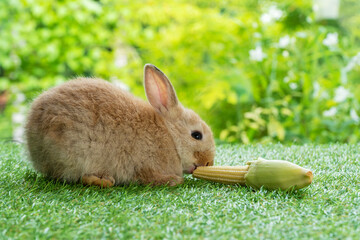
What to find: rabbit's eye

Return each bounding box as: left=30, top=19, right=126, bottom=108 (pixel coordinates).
left=191, top=131, right=203, bottom=140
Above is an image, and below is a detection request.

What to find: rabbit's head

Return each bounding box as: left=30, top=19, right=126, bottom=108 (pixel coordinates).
left=144, top=64, right=215, bottom=174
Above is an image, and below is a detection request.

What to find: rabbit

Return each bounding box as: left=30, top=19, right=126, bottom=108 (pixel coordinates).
left=25, top=64, right=215, bottom=187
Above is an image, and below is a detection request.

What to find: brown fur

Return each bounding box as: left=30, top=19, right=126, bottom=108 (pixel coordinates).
left=25, top=64, right=215, bottom=186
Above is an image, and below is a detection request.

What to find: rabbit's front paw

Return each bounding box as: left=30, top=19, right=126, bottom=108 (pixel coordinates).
left=81, top=174, right=115, bottom=188
left=168, top=175, right=184, bottom=186
left=154, top=174, right=183, bottom=187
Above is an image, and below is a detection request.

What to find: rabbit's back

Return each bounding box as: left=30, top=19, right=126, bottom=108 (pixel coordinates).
left=26, top=78, right=177, bottom=184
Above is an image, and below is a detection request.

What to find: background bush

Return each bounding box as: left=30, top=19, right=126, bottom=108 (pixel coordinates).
left=0, top=0, right=359, bottom=143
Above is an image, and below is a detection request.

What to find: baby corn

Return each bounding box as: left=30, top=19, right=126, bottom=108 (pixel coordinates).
left=193, top=158, right=313, bottom=191
left=193, top=166, right=249, bottom=185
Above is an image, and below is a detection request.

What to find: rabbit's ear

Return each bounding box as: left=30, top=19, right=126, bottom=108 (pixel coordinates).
left=144, top=64, right=178, bottom=112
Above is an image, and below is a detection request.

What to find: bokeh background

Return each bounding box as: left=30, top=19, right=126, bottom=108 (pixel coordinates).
left=1, top=0, right=359, bottom=144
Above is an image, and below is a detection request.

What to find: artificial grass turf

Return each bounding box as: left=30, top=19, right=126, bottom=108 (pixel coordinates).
left=0, top=142, right=359, bottom=239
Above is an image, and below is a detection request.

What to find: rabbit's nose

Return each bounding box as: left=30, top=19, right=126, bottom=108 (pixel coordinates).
left=194, top=151, right=214, bottom=166
left=205, top=160, right=214, bottom=166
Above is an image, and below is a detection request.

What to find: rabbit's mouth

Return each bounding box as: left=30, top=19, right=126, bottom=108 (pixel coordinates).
left=184, top=164, right=197, bottom=174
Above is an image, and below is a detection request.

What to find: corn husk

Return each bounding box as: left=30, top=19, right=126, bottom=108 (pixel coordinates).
left=244, top=158, right=313, bottom=190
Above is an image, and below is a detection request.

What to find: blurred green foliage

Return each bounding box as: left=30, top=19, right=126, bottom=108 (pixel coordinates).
left=0, top=0, right=359, bottom=143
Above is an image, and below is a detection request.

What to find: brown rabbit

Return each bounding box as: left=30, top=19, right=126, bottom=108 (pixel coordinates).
left=25, top=64, right=215, bottom=187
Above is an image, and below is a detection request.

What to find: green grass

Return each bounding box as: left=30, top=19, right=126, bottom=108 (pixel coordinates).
left=0, top=142, right=359, bottom=239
